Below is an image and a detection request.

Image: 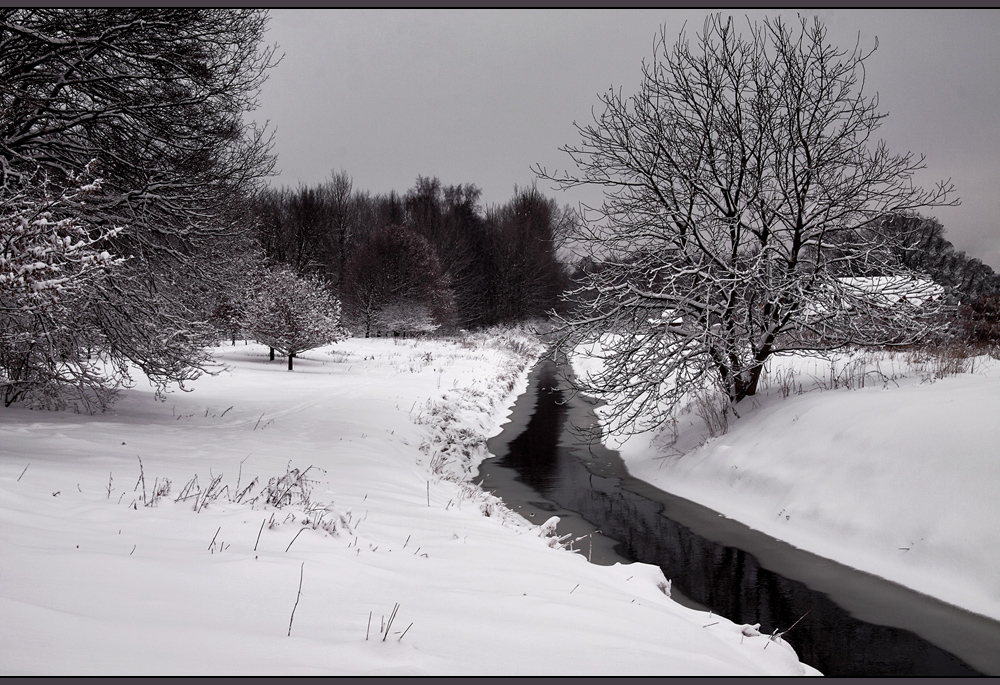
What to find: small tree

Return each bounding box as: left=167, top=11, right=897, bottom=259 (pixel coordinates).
left=539, top=15, right=957, bottom=435
left=202, top=243, right=270, bottom=346
left=248, top=267, right=347, bottom=370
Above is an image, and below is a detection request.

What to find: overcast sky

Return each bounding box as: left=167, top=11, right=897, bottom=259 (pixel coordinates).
left=254, top=9, right=1000, bottom=269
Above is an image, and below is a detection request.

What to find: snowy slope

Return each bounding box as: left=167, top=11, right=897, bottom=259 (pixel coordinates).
left=0, top=333, right=817, bottom=676
left=574, top=348, right=1000, bottom=622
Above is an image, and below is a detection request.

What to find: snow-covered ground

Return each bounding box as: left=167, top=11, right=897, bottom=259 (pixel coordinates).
left=0, top=331, right=818, bottom=676
left=573, top=345, right=1000, bottom=623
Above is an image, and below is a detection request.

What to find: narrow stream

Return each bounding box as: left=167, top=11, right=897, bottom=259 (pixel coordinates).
left=481, top=358, right=1000, bottom=677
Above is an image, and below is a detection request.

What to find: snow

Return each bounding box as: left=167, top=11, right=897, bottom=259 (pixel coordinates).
left=837, top=276, right=945, bottom=306
left=572, top=345, right=1000, bottom=623
left=0, top=332, right=817, bottom=676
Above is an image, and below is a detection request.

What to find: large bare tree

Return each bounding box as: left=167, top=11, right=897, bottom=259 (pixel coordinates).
left=539, top=15, right=957, bottom=435
left=0, top=9, right=277, bottom=407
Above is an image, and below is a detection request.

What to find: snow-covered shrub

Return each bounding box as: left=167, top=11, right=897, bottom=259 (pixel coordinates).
left=375, top=302, right=440, bottom=337
left=0, top=171, right=126, bottom=409
left=260, top=464, right=317, bottom=508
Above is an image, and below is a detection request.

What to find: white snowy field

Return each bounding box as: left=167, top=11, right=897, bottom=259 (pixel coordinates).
left=573, top=344, right=1000, bottom=623
left=0, top=331, right=818, bottom=676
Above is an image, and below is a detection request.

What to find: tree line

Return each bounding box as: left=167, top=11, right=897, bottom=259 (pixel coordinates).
left=249, top=174, right=571, bottom=336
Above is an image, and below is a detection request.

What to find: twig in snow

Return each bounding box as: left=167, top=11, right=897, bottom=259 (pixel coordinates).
left=130, top=545, right=136, bottom=556
left=778, top=609, right=811, bottom=637
left=570, top=584, right=580, bottom=594
left=287, top=562, right=304, bottom=637
left=16, top=464, right=30, bottom=482
left=382, top=603, right=400, bottom=642
left=765, top=609, right=811, bottom=649
left=193, top=473, right=224, bottom=513
left=235, top=460, right=244, bottom=498
left=253, top=412, right=265, bottom=431
left=134, top=456, right=146, bottom=504
left=366, top=611, right=372, bottom=641
left=106, top=472, right=112, bottom=498
left=255, top=518, right=266, bottom=551
left=175, top=475, right=199, bottom=503
left=403, top=534, right=410, bottom=549
left=220, top=405, right=233, bottom=417
left=285, top=527, right=307, bottom=552
left=398, top=622, right=413, bottom=642
left=207, top=526, right=221, bottom=552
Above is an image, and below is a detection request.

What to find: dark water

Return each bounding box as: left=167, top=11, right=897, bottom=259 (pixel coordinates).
left=481, top=358, right=1000, bottom=677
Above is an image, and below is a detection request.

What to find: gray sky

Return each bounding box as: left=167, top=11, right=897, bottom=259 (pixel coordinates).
left=254, top=9, right=1000, bottom=269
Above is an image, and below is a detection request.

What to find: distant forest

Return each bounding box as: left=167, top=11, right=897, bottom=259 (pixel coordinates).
left=251, top=173, right=573, bottom=336
left=249, top=172, right=1000, bottom=340
left=878, top=214, right=1000, bottom=301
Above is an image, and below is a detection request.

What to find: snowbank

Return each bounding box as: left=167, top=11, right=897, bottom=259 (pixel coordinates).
left=0, top=332, right=817, bottom=676
left=573, top=345, right=1000, bottom=622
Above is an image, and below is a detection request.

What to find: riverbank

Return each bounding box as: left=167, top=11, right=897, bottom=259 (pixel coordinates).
left=0, top=331, right=817, bottom=676
left=571, top=346, right=1000, bottom=624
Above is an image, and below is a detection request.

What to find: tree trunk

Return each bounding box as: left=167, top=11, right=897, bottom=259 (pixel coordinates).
left=288, top=354, right=293, bottom=371
left=269, top=347, right=275, bottom=361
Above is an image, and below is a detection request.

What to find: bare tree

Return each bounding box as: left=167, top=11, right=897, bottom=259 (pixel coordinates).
left=538, top=15, right=957, bottom=435
left=0, top=9, right=277, bottom=406
left=325, top=170, right=356, bottom=296
left=202, top=241, right=270, bottom=347
left=405, top=177, right=487, bottom=327
left=482, top=185, right=569, bottom=324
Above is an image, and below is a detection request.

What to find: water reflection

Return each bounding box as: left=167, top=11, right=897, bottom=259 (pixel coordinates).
left=484, top=359, right=997, bottom=677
